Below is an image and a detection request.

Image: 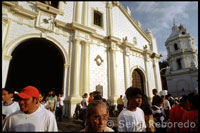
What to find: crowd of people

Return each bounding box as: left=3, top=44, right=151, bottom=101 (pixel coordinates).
left=2, top=85, right=198, bottom=132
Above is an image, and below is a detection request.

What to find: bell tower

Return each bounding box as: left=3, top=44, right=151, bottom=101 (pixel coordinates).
left=164, top=20, right=198, bottom=96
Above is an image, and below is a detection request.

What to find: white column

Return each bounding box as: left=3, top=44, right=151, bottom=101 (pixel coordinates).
left=2, top=55, right=12, bottom=88
left=82, top=41, right=89, bottom=94
left=70, top=38, right=81, bottom=98
left=63, top=64, right=69, bottom=99
left=152, top=59, right=158, bottom=91
left=68, top=38, right=82, bottom=118
left=82, top=2, right=88, bottom=26
left=143, top=52, right=151, bottom=98
left=62, top=64, right=68, bottom=117
left=109, top=43, right=119, bottom=103
left=123, top=48, right=131, bottom=90
left=74, top=2, right=81, bottom=23
left=106, top=2, right=113, bottom=36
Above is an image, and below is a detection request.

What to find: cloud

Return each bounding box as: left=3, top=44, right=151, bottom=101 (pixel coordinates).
left=131, top=2, right=194, bottom=35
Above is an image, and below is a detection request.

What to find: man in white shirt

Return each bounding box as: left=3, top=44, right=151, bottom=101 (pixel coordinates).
left=3, top=86, right=58, bottom=132
left=2, top=88, right=20, bottom=125
left=118, top=87, right=146, bottom=132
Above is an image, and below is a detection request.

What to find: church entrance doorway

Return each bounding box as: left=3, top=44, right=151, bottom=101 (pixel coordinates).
left=5, top=38, right=64, bottom=95
left=132, top=69, right=145, bottom=94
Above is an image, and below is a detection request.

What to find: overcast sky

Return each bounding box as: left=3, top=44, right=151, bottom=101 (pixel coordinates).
left=120, top=1, right=198, bottom=61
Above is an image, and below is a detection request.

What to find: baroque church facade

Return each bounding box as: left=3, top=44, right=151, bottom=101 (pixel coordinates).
left=2, top=1, right=162, bottom=117
left=165, top=22, right=198, bottom=97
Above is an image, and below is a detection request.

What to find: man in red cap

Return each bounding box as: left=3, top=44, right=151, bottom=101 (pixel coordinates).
left=2, top=86, right=58, bottom=132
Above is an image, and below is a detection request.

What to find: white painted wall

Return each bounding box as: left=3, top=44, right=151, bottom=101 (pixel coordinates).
left=116, top=50, right=125, bottom=96
left=89, top=43, right=108, bottom=99
left=112, top=6, right=149, bottom=50
left=88, top=2, right=107, bottom=36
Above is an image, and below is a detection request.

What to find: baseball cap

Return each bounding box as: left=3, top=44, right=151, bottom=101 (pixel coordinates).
left=17, top=86, right=39, bottom=99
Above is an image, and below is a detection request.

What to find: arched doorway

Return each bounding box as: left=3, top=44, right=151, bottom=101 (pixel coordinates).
left=132, top=69, right=144, bottom=94
left=5, top=38, right=64, bottom=95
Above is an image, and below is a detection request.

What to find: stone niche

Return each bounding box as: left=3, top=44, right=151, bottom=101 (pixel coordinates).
left=96, top=84, right=103, bottom=97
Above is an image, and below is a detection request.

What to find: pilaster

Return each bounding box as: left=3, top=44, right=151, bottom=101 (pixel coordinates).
left=81, top=40, right=90, bottom=95
left=123, top=47, right=131, bottom=90
left=143, top=50, right=151, bottom=98
left=106, top=2, right=113, bottom=36
left=108, top=42, right=119, bottom=103
left=70, top=38, right=81, bottom=99
left=74, top=2, right=81, bottom=23
left=82, top=2, right=88, bottom=26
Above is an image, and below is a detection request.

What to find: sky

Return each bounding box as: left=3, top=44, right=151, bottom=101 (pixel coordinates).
left=120, top=1, right=198, bottom=61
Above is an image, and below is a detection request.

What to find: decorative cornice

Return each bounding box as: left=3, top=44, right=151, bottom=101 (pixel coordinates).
left=72, top=22, right=96, bottom=34
left=165, top=35, right=194, bottom=46
left=3, top=2, right=37, bottom=19
left=55, top=19, right=73, bottom=30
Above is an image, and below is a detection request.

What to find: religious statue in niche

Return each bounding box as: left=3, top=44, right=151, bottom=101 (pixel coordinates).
left=133, top=37, right=137, bottom=45
left=94, top=55, right=104, bottom=66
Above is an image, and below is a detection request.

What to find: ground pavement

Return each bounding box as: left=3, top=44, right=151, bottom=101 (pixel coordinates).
left=57, top=116, right=118, bottom=132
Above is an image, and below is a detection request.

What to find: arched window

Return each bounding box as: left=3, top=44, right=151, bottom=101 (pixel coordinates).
left=132, top=69, right=144, bottom=93
left=174, top=43, right=178, bottom=50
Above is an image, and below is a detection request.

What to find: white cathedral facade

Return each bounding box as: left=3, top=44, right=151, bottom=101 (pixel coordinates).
left=2, top=1, right=162, bottom=117
left=165, top=23, right=198, bottom=97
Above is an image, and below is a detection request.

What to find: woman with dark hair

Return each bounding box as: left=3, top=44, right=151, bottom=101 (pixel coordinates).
left=80, top=100, right=114, bottom=132
left=46, top=89, right=57, bottom=116
left=140, top=95, right=155, bottom=132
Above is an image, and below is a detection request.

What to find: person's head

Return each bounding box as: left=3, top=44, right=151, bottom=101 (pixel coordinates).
left=39, top=91, right=45, bottom=102
left=94, top=95, right=102, bottom=101
left=96, top=91, right=101, bottom=96
left=2, top=88, right=14, bottom=103
left=152, top=89, right=157, bottom=96
left=153, top=95, right=163, bottom=107
left=125, top=87, right=143, bottom=109
left=86, top=100, right=109, bottom=132
left=16, top=86, right=39, bottom=114
left=48, top=89, right=55, bottom=96
left=89, top=92, right=93, bottom=97
left=165, top=94, right=171, bottom=100
left=179, top=95, right=190, bottom=110
left=120, top=95, right=123, bottom=98
left=161, top=95, right=165, bottom=101
left=59, top=92, right=64, bottom=97
left=83, top=93, right=88, bottom=98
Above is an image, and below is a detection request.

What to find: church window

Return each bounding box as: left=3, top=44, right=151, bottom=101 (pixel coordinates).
left=176, top=58, right=182, bottom=69
left=40, top=1, right=59, bottom=9
left=132, top=69, right=144, bottom=93
left=174, top=43, right=178, bottom=50
left=94, top=11, right=103, bottom=27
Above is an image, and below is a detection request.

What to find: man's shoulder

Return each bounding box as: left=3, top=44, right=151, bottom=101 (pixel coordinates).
left=5, top=110, right=22, bottom=120
left=40, top=107, right=54, bottom=116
